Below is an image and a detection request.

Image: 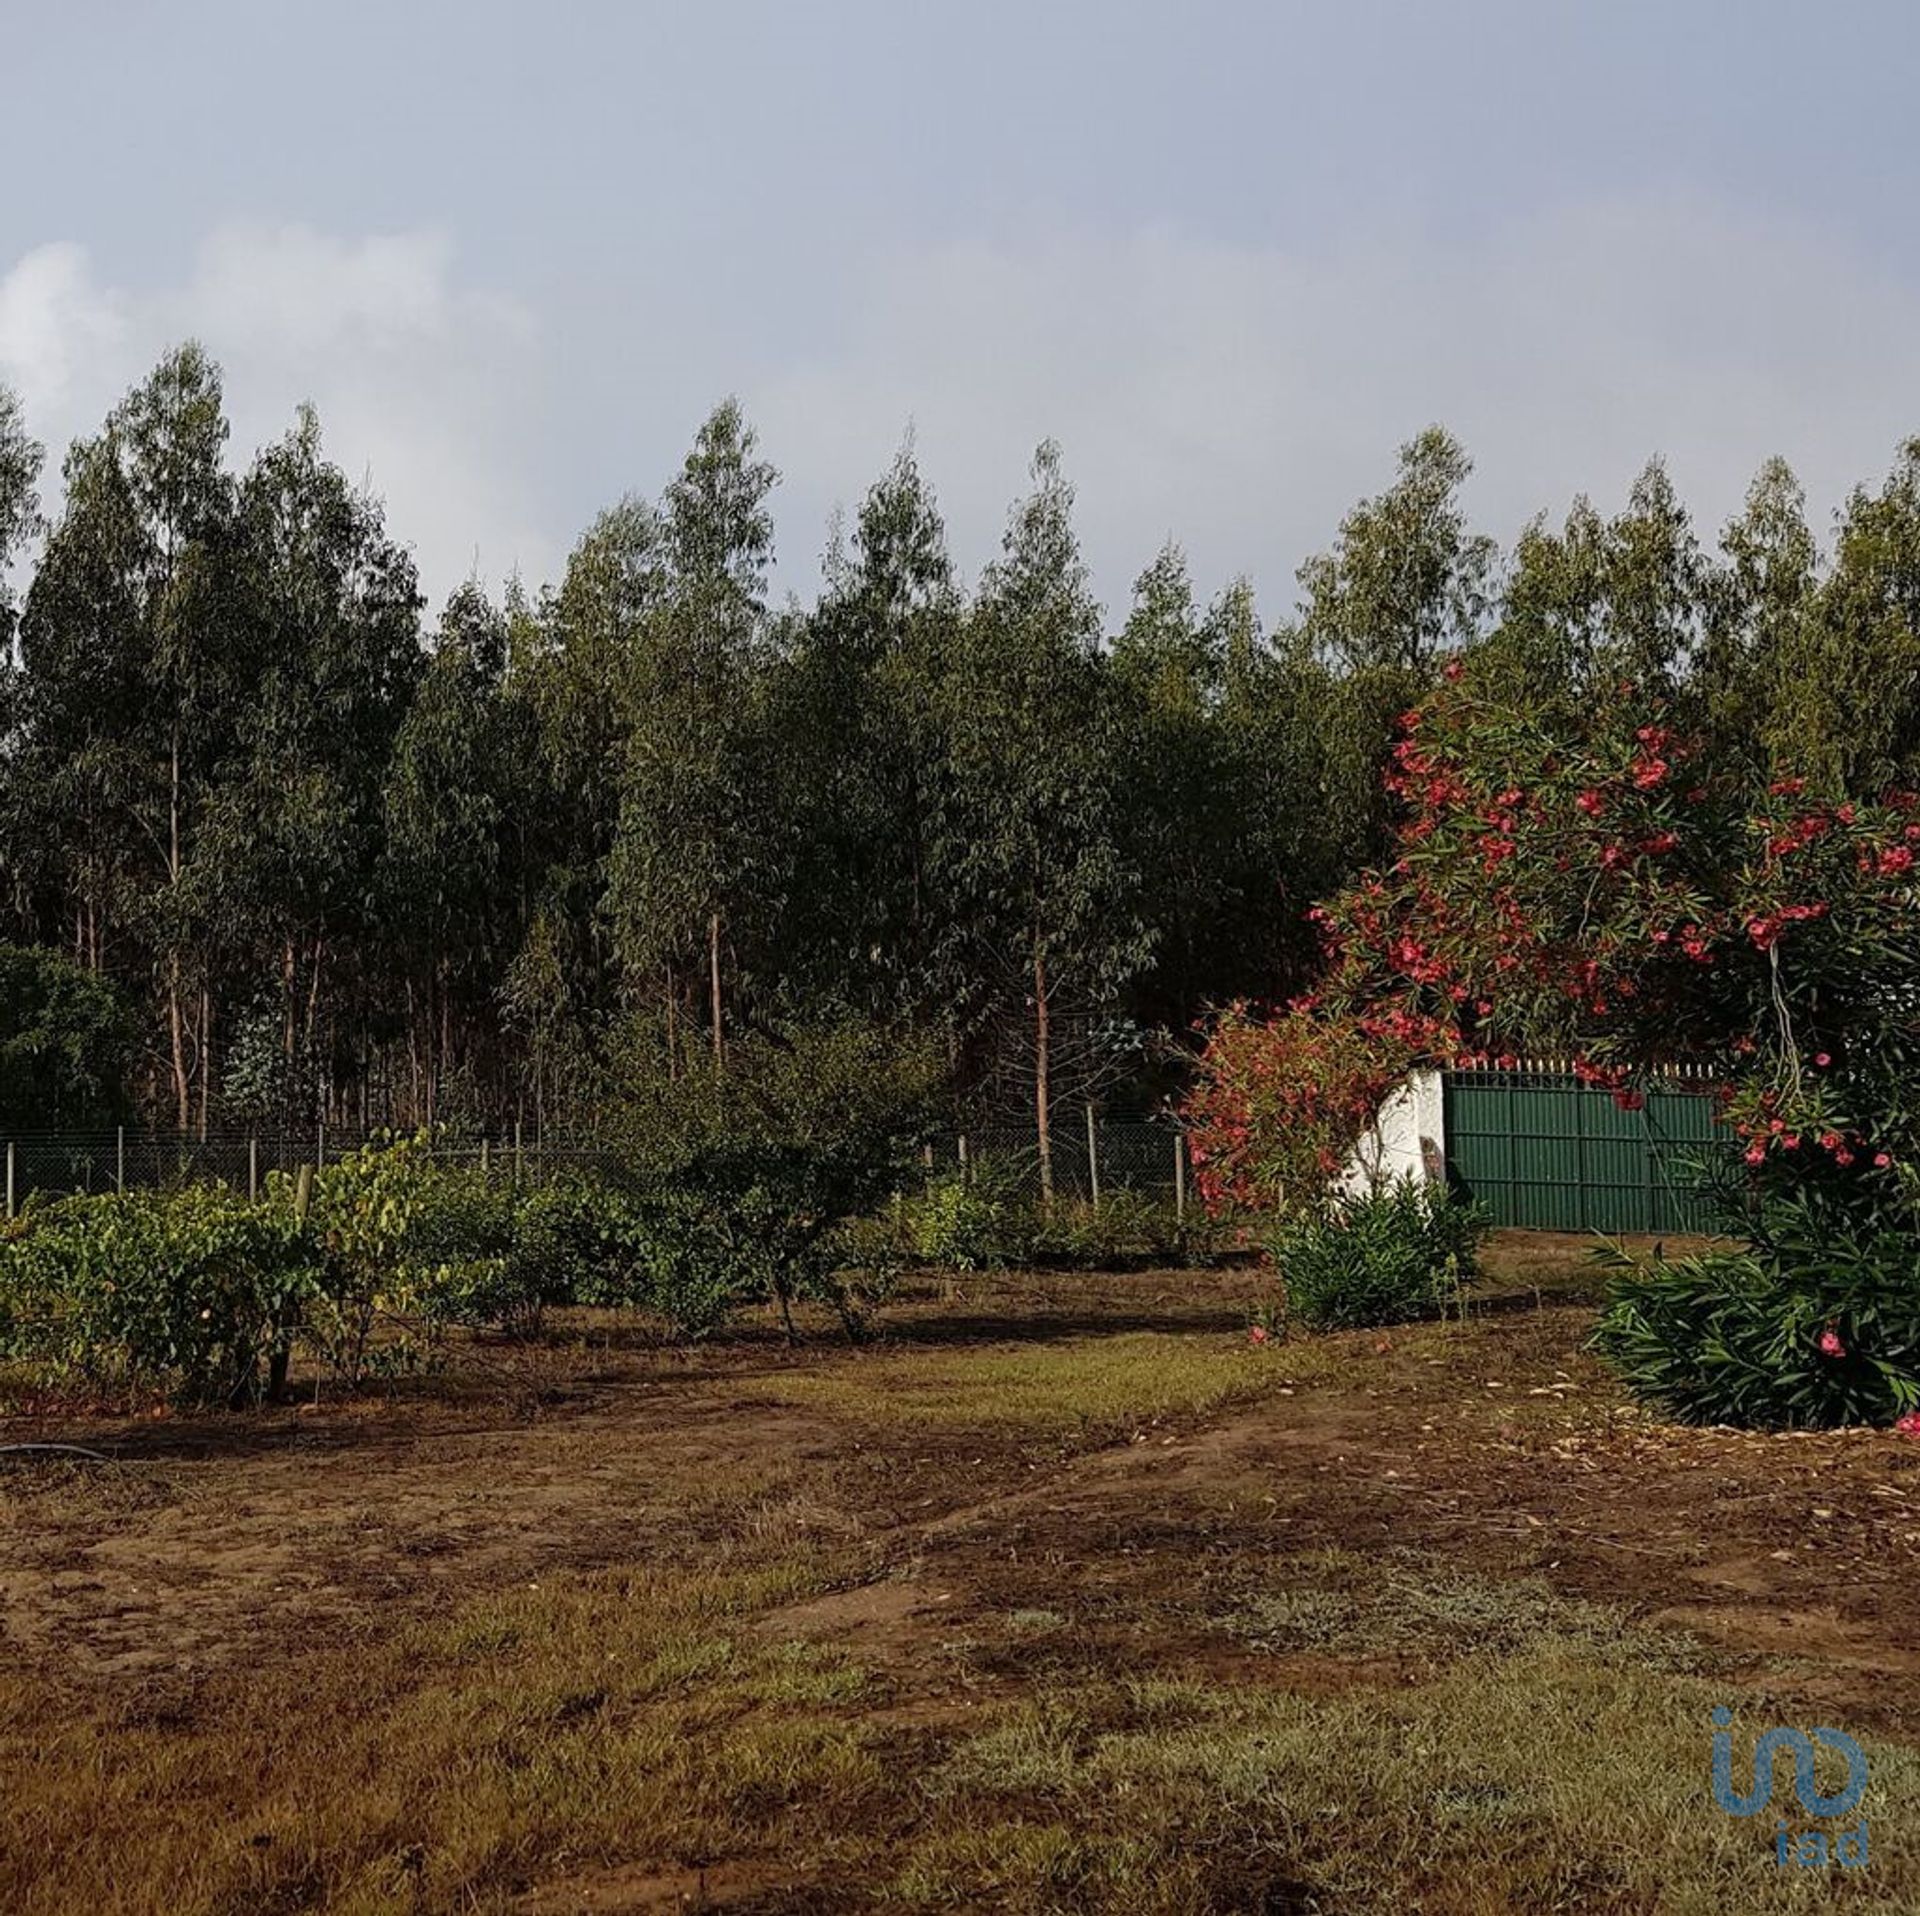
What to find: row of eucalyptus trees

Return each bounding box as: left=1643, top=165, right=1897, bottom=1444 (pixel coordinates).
left=3, top=348, right=1919, bottom=1148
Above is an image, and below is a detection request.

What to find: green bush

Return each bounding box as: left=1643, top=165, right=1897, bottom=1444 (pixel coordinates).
left=1592, top=1231, right=1920, bottom=1429
left=597, top=1189, right=769, bottom=1340
left=903, top=1162, right=1029, bottom=1270
left=0, top=1185, right=315, bottom=1406
left=1271, top=1180, right=1485, bottom=1331
left=1029, top=1190, right=1191, bottom=1270
left=606, top=1020, right=941, bottom=1338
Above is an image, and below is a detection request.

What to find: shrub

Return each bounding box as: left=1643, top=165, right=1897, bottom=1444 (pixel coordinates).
left=401, top=1163, right=550, bottom=1337
left=1029, top=1190, right=1190, bottom=1270
left=606, top=1020, right=941, bottom=1338
left=292, top=1136, right=440, bottom=1382
left=904, top=1161, right=1029, bottom=1270
left=615, top=1190, right=770, bottom=1340
left=1593, top=1231, right=1920, bottom=1429
left=1271, top=1180, right=1484, bottom=1331
left=0, top=1185, right=315, bottom=1406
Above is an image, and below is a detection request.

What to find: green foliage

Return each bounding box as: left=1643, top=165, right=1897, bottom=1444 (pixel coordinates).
left=607, top=1020, right=941, bottom=1335
left=0, top=944, right=132, bottom=1127
left=902, top=1162, right=1028, bottom=1270
left=1593, top=1211, right=1920, bottom=1429
left=900, top=1166, right=1213, bottom=1273
left=0, top=1184, right=314, bottom=1406
left=1271, top=1181, right=1485, bottom=1331
left=1028, top=1191, right=1195, bottom=1270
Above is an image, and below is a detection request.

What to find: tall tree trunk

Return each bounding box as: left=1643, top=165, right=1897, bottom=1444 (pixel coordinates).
left=709, top=910, right=725, bottom=1074
left=1034, top=942, right=1053, bottom=1211
left=168, top=960, right=189, bottom=1132
left=283, top=937, right=297, bottom=1063
left=167, top=725, right=189, bottom=1130
left=197, top=984, right=213, bottom=1140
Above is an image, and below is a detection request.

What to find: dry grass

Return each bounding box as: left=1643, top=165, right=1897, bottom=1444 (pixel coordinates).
left=4, top=1257, right=1917, bottom=1913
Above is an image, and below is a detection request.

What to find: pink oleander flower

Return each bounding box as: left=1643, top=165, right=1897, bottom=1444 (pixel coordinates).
left=1247, top=1324, right=1269, bottom=1347
left=1896, top=1411, right=1920, bottom=1439
left=1817, top=1327, right=1846, bottom=1359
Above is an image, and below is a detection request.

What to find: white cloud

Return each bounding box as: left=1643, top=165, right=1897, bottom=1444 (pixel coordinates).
left=0, top=225, right=551, bottom=607
left=0, top=242, right=128, bottom=423
left=7, top=197, right=1920, bottom=626
left=750, top=197, right=1920, bottom=617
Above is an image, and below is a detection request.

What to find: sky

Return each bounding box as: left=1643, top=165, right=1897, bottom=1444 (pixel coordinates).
left=5, top=0, right=1920, bottom=620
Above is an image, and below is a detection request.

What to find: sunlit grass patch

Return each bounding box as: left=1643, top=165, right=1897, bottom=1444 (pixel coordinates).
left=761, top=1330, right=1284, bottom=1434
left=0, top=1547, right=885, bottom=1916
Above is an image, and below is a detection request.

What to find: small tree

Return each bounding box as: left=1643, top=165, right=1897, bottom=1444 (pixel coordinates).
left=605, top=1020, right=941, bottom=1338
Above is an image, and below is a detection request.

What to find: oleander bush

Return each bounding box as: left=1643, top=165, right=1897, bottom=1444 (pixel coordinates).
left=1593, top=1183, right=1920, bottom=1427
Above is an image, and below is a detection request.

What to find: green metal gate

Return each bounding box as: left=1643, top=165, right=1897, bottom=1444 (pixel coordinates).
left=1441, top=1068, right=1724, bottom=1234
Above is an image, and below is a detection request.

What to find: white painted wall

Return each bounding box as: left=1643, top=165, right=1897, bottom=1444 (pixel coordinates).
left=1342, top=1067, right=1446, bottom=1197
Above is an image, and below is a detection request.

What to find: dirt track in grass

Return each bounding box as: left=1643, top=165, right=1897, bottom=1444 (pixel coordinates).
left=5, top=1236, right=1920, bottom=1911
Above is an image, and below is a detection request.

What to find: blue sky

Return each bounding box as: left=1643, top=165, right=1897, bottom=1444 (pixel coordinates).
left=6, top=1, right=1920, bottom=615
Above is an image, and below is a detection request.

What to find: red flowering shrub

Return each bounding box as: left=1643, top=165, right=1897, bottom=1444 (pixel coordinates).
left=1188, top=664, right=1920, bottom=1424
left=1188, top=670, right=1920, bottom=1224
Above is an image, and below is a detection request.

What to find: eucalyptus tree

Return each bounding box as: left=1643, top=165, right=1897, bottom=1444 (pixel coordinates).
left=380, top=582, right=513, bottom=1123
left=1699, top=457, right=1819, bottom=775
left=513, top=494, right=669, bottom=1074
left=935, top=442, right=1150, bottom=1199
left=0, top=382, right=39, bottom=654
left=207, top=405, right=422, bottom=1123
left=0, top=384, right=44, bottom=933
left=1299, top=426, right=1495, bottom=678
left=767, top=439, right=960, bottom=1023
left=604, top=400, right=777, bottom=1070
left=1780, top=439, right=1920, bottom=796
left=1110, top=542, right=1224, bottom=1031
left=13, top=345, right=238, bottom=1124
left=1297, top=427, right=1497, bottom=866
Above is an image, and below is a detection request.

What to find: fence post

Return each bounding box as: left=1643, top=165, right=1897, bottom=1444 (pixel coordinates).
left=317, top=1120, right=326, bottom=1171
left=116, top=1125, right=125, bottom=1195
left=481, top=1136, right=490, bottom=1179
left=5, top=1142, right=12, bottom=1221
left=922, top=1141, right=934, bottom=1196
left=957, top=1134, right=969, bottom=1183
left=514, top=1119, right=523, bottom=1187
left=248, top=1137, right=259, bottom=1203
left=1086, top=1104, right=1100, bottom=1210
left=1174, top=1130, right=1186, bottom=1220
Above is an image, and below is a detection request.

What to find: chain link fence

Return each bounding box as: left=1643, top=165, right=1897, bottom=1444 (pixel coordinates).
left=2, top=1114, right=1192, bottom=1216
left=928, top=1116, right=1193, bottom=1208
left=0, top=1127, right=620, bottom=1214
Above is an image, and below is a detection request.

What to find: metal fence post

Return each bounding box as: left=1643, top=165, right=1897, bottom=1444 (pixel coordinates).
left=5, top=1142, right=12, bottom=1221
left=248, top=1137, right=260, bottom=1203
left=957, top=1134, right=969, bottom=1184
left=1086, top=1104, right=1100, bottom=1210
left=116, top=1126, right=125, bottom=1195
left=513, top=1119, right=523, bottom=1187
left=481, top=1136, right=490, bottom=1179
left=1174, top=1131, right=1186, bottom=1220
